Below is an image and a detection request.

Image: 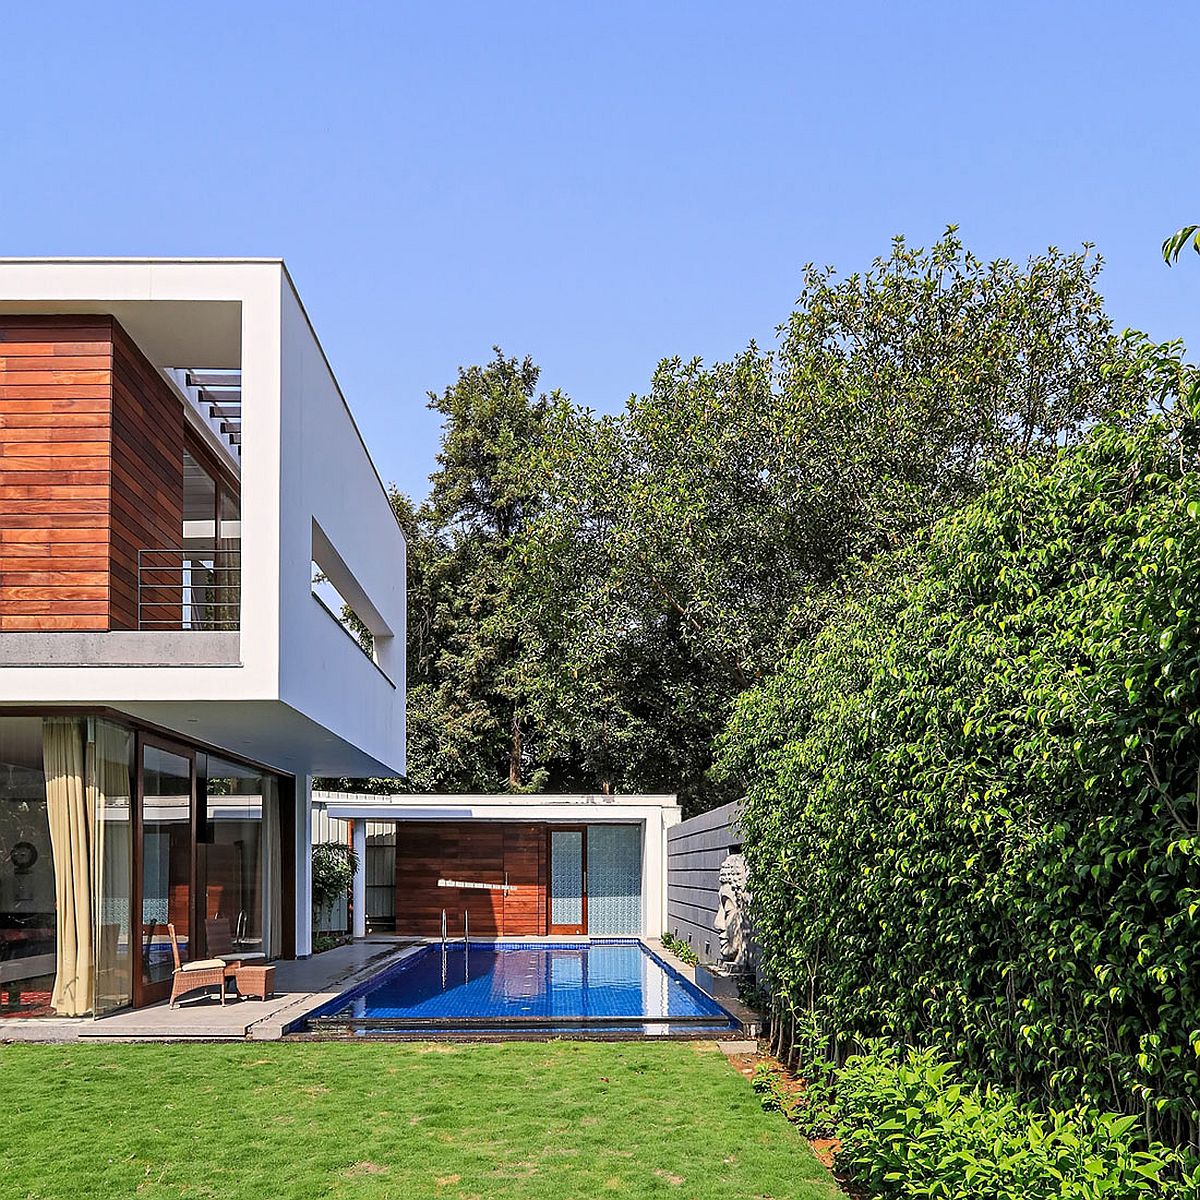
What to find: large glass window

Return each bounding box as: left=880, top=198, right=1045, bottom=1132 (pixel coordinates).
left=204, top=757, right=269, bottom=957
left=0, top=718, right=57, bottom=1017
left=1, top=715, right=283, bottom=1017
left=140, top=744, right=193, bottom=990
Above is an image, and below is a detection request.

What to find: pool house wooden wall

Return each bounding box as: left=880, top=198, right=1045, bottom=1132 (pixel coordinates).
left=393, top=822, right=547, bottom=937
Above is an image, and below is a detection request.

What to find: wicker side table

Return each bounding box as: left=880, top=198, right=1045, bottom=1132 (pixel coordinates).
left=233, top=963, right=276, bottom=1001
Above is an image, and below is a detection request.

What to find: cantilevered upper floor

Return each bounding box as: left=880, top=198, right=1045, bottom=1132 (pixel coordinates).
left=0, top=259, right=406, bottom=779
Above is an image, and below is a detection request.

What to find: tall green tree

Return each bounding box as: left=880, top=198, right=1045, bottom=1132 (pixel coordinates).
left=523, top=229, right=1163, bottom=813
left=404, top=350, right=568, bottom=792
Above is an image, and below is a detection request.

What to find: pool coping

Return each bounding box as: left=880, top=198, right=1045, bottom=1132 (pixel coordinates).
left=645, top=937, right=763, bottom=1037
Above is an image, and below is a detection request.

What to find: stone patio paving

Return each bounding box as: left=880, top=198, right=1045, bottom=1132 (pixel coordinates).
left=0, top=938, right=418, bottom=1043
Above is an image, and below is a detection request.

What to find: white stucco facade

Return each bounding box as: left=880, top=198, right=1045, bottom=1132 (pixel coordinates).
left=0, top=259, right=406, bottom=778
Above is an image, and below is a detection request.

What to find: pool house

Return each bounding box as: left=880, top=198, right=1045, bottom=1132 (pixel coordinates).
left=316, top=793, right=682, bottom=941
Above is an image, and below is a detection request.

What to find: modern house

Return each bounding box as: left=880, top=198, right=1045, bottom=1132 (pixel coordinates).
left=0, top=258, right=684, bottom=1027
left=0, top=259, right=406, bottom=1017
left=315, top=793, right=681, bottom=941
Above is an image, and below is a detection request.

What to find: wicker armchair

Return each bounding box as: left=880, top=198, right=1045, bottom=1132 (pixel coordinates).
left=167, top=923, right=229, bottom=1008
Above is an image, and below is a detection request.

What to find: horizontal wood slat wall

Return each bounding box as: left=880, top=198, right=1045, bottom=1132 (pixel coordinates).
left=0, top=317, right=114, bottom=630
left=393, top=822, right=548, bottom=937
left=109, top=321, right=184, bottom=629
left=0, top=315, right=186, bottom=631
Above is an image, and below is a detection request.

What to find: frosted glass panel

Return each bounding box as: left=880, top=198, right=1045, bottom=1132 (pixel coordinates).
left=587, top=825, right=642, bottom=936
left=550, top=830, right=583, bottom=927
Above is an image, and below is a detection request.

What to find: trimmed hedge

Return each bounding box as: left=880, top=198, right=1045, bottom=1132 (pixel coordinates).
left=720, top=412, right=1200, bottom=1150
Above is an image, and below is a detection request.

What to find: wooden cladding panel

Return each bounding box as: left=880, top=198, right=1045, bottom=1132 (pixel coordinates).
left=0, top=315, right=187, bottom=631
left=394, top=822, right=547, bottom=937
left=0, top=317, right=114, bottom=630
left=108, top=322, right=184, bottom=629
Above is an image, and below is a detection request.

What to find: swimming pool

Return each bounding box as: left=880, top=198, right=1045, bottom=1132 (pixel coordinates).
left=303, top=940, right=738, bottom=1038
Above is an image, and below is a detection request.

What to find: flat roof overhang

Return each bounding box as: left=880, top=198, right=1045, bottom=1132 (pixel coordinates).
left=0, top=700, right=404, bottom=781
left=117, top=700, right=403, bottom=779
left=315, top=794, right=680, bottom=823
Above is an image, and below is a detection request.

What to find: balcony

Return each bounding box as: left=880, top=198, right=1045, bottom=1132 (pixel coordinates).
left=0, top=544, right=241, bottom=668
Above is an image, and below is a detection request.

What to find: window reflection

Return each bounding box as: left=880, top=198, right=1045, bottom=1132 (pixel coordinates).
left=0, top=718, right=56, bottom=1016
left=205, top=757, right=269, bottom=957
left=141, top=745, right=191, bottom=987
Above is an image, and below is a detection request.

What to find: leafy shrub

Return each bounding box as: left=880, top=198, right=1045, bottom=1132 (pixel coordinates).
left=758, top=1008, right=842, bottom=1137
left=720, top=407, right=1200, bottom=1148
left=311, top=841, right=358, bottom=930
left=752, top=1061, right=788, bottom=1113
left=660, top=931, right=700, bottom=966
left=832, top=1045, right=1198, bottom=1199
left=312, top=931, right=351, bottom=955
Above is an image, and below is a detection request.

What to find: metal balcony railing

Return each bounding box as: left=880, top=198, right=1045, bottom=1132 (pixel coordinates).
left=137, top=548, right=241, bottom=631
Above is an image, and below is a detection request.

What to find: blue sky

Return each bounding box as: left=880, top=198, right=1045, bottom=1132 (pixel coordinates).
left=4, top=2, right=1196, bottom=499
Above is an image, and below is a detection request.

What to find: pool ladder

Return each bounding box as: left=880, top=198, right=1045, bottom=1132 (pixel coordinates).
left=440, top=908, right=469, bottom=947
left=440, top=909, right=471, bottom=985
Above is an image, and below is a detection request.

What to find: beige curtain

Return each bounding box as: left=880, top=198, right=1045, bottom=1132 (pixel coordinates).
left=43, top=718, right=94, bottom=1016
left=263, top=775, right=283, bottom=959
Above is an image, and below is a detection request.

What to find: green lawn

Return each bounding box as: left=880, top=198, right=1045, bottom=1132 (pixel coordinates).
left=3, top=1040, right=841, bottom=1200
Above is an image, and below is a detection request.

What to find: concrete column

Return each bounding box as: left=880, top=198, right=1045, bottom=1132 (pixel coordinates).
left=295, top=775, right=314, bottom=957
left=653, top=806, right=681, bottom=939
left=641, top=813, right=669, bottom=938
left=351, top=819, right=367, bottom=939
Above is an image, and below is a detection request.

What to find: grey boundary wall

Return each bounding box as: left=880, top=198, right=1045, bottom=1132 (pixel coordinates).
left=666, top=800, right=744, bottom=964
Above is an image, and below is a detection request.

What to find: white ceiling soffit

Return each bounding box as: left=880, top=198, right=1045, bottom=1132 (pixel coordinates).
left=0, top=299, right=241, bottom=368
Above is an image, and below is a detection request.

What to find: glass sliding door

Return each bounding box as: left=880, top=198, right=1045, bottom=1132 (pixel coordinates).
left=136, top=740, right=195, bottom=1006
left=0, top=718, right=57, bottom=1017
left=181, top=449, right=217, bottom=630
left=585, top=825, right=643, bottom=936
left=216, top=489, right=241, bottom=631
left=0, top=716, right=284, bottom=1015
left=177, top=446, right=240, bottom=632
left=133, top=738, right=283, bottom=1006
left=1, top=715, right=136, bottom=1018
left=548, top=828, right=586, bottom=935
left=203, top=756, right=266, bottom=957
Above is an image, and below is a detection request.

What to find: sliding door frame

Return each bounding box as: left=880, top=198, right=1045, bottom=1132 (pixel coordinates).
left=546, top=824, right=588, bottom=936
left=131, top=731, right=200, bottom=1008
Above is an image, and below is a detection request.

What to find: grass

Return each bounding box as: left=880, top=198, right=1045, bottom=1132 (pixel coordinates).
left=3, top=1040, right=841, bottom=1200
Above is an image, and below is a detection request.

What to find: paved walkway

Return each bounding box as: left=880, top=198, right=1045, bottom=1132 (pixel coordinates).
left=0, top=938, right=417, bottom=1043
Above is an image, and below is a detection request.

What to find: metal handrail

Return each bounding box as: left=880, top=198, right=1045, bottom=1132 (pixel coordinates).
left=137, top=546, right=241, bottom=631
